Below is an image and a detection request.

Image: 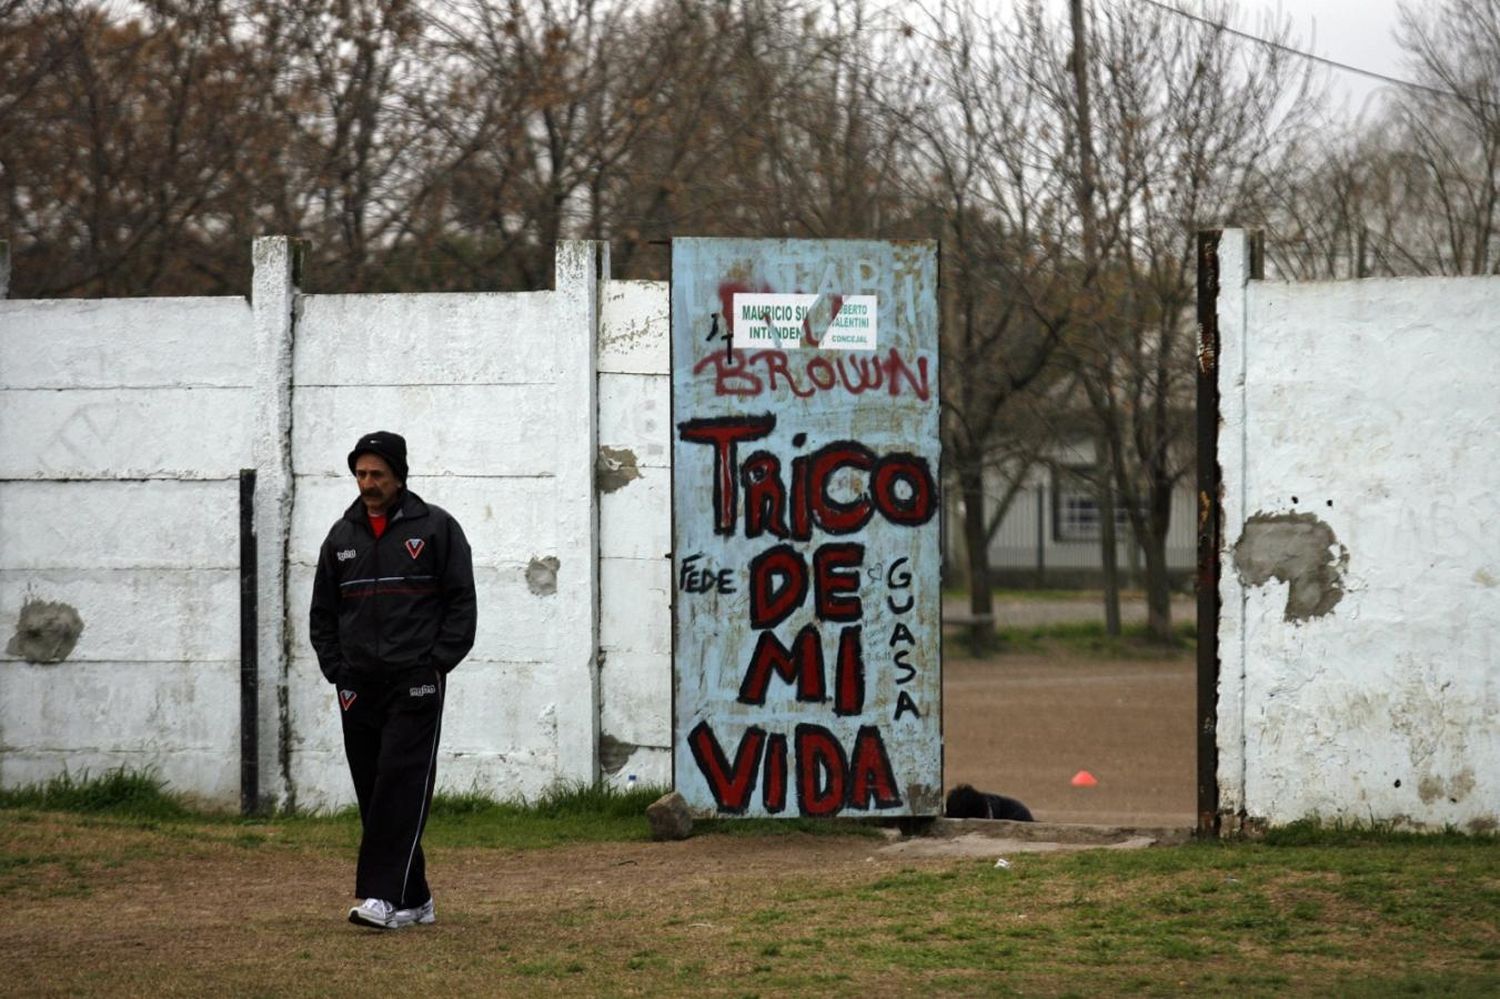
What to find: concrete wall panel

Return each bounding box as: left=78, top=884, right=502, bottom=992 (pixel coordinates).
left=598, top=557, right=672, bottom=656
left=598, top=466, right=670, bottom=560
left=597, top=372, right=670, bottom=468
left=599, top=648, right=672, bottom=747
left=291, top=385, right=568, bottom=479
left=0, top=570, right=239, bottom=664
left=294, top=291, right=561, bottom=386
left=1218, top=230, right=1500, bottom=832
left=0, top=481, right=238, bottom=570
left=0, top=661, right=236, bottom=751
left=0, top=388, right=254, bottom=479
left=599, top=281, right=669, bottom=374
left=0, top=661, right=239, bottom=803
left=0, top=297, right=253, bottom=389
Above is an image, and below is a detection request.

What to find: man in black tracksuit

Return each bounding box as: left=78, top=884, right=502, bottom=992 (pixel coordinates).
left=309, top=431, right=477, bottom=930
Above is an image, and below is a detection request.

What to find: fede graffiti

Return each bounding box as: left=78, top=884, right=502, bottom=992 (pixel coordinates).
left=676, top=411, right=937, bottom=815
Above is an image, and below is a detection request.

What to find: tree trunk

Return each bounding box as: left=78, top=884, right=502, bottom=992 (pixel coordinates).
left=1142, top=474, right=1177, bottom=644
left=1142, top=533, right=1173, bottom=643
left=1098, top=470, right=1122, bottom=636
left=959, top=460, right=996, bottom=654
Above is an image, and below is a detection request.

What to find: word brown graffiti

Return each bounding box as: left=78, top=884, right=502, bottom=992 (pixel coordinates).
left=692, top=348, right=931, bottom=401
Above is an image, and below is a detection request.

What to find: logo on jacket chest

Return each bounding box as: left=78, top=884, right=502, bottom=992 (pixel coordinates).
left=404, top=538, right=426, bottom=559
left=336, top=549, right=357, bottom=562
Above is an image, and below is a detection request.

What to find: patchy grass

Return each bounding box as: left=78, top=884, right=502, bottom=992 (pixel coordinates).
left=946, top=618, right=1197, bottom=658
left=1003, top=618, right=1196, bottom=657
left=0, top=770, right=888, bottom=850
left=3, top=788, right=1496, bottom=998
left=944, top=587, right=1115, bottom=602
left=0, top=765, right=192, bottom=819
left=943, top=587, right=1199, bottom=658
left=417, top=781, right=669, bottom=849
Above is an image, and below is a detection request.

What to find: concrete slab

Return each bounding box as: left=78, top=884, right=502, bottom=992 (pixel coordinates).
left=876, top=817, right=1192, bottom=859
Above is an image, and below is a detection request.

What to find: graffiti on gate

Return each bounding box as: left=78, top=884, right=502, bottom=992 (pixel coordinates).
left=675, top=412, right=936, bottom=814
left=671, top=238, right=942, bottom=819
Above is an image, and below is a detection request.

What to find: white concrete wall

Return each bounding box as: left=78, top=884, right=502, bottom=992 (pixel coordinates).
left=1217, top=229, right=1500, bottom=832
left=594, top=277, right=672, bottom=786
left=0, top=241, right=654, bottom=811
left=596, top=281, right=673, bottom=788
left=283, top=243, right=607, bottom=809
left=0, top=296, right=254, bottom=801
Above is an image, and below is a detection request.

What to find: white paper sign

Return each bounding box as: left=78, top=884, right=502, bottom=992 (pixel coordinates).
left=732, top=293, right=878, bottom=350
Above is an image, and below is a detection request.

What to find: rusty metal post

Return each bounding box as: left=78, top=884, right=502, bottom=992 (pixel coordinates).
left=1195, top=231, right=1223, bottom=838
left=239, top=468, right=259, bottom=816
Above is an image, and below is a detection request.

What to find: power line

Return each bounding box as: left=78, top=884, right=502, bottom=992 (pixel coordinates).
left=1133, top=0, right=1476, bottom=105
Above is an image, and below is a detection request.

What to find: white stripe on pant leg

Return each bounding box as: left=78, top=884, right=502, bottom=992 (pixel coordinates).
left=400, top=674, right=442, bottom=904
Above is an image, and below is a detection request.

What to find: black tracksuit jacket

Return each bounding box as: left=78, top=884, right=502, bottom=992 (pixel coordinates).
left=309, top=489, right=477, bottom=687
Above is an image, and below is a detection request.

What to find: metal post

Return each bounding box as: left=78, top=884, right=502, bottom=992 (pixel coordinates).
left=1195, top=231, right=1223, bottom=838
left=239, top=469, right=259, bottom=815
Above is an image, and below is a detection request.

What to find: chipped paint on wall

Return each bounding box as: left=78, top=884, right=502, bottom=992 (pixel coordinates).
left=596, top=446, right=642, bottom=494
left=598, top=733, right=638, bottom=775
left=6, top=598, right=84, bottom=664
left=526, top=556, right=560, bottom=596
left=1232, top=511, right=1347, bottom=622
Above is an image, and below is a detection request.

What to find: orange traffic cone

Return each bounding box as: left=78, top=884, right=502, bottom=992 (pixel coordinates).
left=1070, top=770, right=1098, bottom=788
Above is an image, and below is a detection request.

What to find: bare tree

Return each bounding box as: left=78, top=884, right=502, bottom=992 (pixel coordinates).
left=1389, top=0, right=1500, bottom=275
left=0, top=0, right=275, bottom=295
left=238, top=0, right=447, bottom=291
left=1272, top=0, right=1500, bottom=281
left=1051, top=0, right=1320, bottom=642
left=601, top=0, right=908, bottom=279
left=893, top=1, right=1081, bottom=652
left=1262, top=131, right=1380, bottom=280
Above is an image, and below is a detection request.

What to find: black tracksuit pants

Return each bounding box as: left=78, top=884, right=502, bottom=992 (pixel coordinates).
left=338, top=668, right=444, bottom=908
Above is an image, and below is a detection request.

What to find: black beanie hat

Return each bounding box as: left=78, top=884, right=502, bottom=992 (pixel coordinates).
left=348, top=430, right=408, bottom=483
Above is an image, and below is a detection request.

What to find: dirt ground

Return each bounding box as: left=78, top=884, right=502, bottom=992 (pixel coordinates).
left=943, top=652, right=1196, bottom=827
left=941, top=593, right=1198, bottom=828
left=1, top=817, right=987, bottom=998
left=1, top=596, right=1202, bottom=996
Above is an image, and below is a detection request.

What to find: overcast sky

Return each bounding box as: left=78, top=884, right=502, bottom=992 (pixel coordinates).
left=1233, top=0, right=1410, bottom=115
left=970, top=1, right=1421, bottom=117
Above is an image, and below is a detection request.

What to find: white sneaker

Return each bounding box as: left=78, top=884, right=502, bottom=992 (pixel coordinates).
left=348, top=897, right=400, bottom=929
left=394, top=897, right=435, bottom=927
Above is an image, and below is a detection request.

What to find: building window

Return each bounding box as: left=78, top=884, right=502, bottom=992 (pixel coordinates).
left=1053, top=466, right=1130, bottom=542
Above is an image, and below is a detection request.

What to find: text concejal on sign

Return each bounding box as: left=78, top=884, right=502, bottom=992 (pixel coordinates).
left=671, top=239, right=942, bottom=818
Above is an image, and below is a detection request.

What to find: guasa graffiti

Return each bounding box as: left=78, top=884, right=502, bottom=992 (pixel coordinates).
left=671, top=238, right=942, bottom=819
